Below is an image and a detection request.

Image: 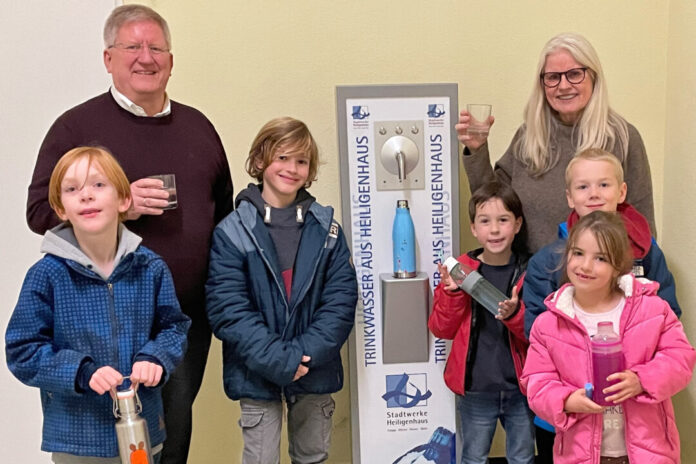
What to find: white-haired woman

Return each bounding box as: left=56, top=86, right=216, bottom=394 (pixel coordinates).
left=458, top=33, right=655, bottom=254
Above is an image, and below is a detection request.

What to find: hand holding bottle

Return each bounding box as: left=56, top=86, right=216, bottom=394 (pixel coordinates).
left=89, top=366, right=123, bottom=395
left=603, top=370, right=643, bottom=404
left=496, top=285, right=519, bottom=320
left=131, top=360, right=163, bottom=387
left=436, top=262, right=457, bottom=291
left=563, top=388, right=604, bottom=414
left=443, top=256, right=509, bottom=316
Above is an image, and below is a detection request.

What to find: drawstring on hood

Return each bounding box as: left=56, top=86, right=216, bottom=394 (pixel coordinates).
left=262, top=203, right=306, bottom=224
left=234, top=183, right=316, bottom=299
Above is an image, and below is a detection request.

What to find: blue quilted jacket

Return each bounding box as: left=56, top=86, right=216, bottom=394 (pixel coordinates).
left=206, top=197, right=357, bottom=401
left=5, top=224, right=190, bottom=457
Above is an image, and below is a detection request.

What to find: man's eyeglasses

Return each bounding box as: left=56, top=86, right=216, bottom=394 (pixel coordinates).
left=540, top=67, right=588, bottom=88
left=109, top=43, right=170, bottom=55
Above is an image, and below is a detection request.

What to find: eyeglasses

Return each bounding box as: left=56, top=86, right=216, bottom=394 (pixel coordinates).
left=109, top=43, right=170, bottom=55
left=540, top=67, right=588, bottom=88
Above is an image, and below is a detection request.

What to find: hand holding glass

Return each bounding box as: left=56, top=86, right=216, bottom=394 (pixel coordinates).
left=148, top=174, right=177, bottom=210
left=466, top=104, right=492, bottom=136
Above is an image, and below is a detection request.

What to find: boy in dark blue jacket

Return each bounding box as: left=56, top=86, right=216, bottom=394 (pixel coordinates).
left=522, top=147, right=680, bottom=460
left=5, top=147, right=190, bottom=462
left=524, top=148, right=680, bottom=337
left=206, top=117, right=358, bottom=464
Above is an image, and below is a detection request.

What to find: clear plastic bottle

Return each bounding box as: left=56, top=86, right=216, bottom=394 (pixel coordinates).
left=113, top=379, right=153, bottom=464
left=591, top=321, right=625, bottom=406
left=393, top=200, right=416, bottom=278
left=443, top=256, right=508, bottom=316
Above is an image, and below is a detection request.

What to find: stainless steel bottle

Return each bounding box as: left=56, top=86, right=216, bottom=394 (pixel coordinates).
left=113, top=381, right=153, bottom=464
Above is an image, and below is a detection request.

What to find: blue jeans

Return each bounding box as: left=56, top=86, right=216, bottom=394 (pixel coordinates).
left=456, top=390, right=535, bottom=464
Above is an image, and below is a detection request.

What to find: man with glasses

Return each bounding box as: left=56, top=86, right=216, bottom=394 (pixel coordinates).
left=26, top=5, right=234, bottom=464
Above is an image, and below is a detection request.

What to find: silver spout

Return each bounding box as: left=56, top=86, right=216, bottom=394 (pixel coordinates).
left=396, top=150, right=405, bottom=182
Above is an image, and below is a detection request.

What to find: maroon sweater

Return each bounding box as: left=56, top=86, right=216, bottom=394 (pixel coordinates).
left=27, top=92, right=234, bottom=321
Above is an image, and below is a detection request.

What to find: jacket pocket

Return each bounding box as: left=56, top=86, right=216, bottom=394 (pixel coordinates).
left=554, top=431, right=564, bottom=456
left=660, top=403, right=677, bottom=452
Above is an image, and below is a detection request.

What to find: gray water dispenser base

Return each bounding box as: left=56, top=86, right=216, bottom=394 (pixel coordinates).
left=380, top=272, right=431, bottom=364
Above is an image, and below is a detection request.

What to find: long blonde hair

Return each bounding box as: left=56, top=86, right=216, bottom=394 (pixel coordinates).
left=519, top=33, right=629, bottom=176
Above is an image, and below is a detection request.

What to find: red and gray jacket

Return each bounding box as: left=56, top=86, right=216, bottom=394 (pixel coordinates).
left=428, top=250, right=529, bottom=396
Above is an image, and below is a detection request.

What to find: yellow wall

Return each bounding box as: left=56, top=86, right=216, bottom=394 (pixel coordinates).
left=664, top=0, right=696, bottom=460
left=130, top=1, right=694, bottom=462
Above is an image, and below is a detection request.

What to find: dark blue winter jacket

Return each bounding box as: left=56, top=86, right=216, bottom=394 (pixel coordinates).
left=206, top=198, right=357, bottom=401
left=5, top=225, right=190, bottom=457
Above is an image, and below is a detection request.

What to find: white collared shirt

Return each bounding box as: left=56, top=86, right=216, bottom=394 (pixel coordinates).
left=110, top=86, right=171, bottom=117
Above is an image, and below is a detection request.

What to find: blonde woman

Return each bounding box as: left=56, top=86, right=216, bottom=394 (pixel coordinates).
left=458, top=33, right=655, bottom=253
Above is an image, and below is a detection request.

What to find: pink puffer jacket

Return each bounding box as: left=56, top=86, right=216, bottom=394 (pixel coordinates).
left=521, top=275, right=695, bottom=463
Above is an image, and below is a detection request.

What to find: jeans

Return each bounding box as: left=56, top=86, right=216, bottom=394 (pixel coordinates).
left=160, top=318, right=212, bottom=464
left=456, top=390, right=535, bottom=464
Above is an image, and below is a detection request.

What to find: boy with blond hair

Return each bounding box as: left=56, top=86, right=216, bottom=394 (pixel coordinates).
left=6, top=147, right=190, bottom=462
left=524, top=148, right=679, bottom=336
left=206, top=117, right=357, bottom=464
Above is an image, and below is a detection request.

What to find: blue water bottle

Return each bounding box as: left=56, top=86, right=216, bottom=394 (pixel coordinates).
left=393, top=200, right=417, bottom=278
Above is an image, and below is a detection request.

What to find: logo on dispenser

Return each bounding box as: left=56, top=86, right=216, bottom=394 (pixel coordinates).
left=383, top=373, right=432, bottom=408
left=427, top=104, right=445, bottom=118
left=352, top=105, right=370, bottom=120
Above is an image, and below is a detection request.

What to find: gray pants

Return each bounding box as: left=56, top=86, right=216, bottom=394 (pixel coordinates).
left=239, top=394, right=335, bottom=464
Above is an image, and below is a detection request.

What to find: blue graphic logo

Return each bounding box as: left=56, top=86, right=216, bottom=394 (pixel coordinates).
left=383, top=373, right=432, bottom=408
left=351, top=105, right=370, bottom=120
left=427, top=104, right=445, bottom=118
left=392, top=426, right=455, bottom=464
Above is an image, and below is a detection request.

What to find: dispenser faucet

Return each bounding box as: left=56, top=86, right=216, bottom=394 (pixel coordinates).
left=395, top=150, right=406, bottom=182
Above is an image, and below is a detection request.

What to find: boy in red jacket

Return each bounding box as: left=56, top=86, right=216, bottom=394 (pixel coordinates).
left=429, top=181, right=534, bottom=464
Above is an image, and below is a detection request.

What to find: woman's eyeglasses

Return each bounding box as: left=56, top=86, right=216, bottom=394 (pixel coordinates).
left=540, top=67, right=588, bottom=88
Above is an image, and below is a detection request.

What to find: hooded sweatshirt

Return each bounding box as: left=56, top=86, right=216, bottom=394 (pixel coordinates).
left=235, top=183, right=315, bottom=298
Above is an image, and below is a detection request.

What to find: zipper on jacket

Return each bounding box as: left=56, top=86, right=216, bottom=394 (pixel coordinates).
left=282, top=248, right=324, bottom=339
left=281, top=222, right=330, bottom=339
left=106, top=282, right=120, bottom=370
left=238, top=214, right=291, bottom=323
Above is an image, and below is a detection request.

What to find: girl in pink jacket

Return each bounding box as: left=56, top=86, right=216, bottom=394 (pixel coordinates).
left=521, top=211, right=695, bottom=464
